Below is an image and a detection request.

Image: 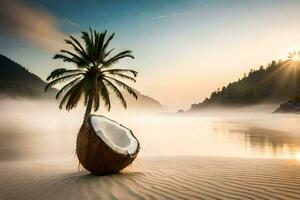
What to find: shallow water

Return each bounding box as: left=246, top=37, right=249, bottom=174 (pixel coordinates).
left=0, top=99, right=300, bottom=161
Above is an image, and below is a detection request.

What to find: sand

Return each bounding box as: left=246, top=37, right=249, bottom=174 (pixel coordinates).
left=0, top=157, right=300, bottom=200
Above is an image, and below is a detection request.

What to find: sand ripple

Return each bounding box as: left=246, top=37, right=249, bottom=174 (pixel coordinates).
left=0, top=157, right=300, bottom=200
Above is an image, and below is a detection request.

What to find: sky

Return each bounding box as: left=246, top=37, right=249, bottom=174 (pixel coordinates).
left=1, top=0, right=300, bottom=110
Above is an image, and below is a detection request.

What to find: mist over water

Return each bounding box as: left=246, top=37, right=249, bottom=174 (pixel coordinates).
left=1, top=98, right=300, bottom=161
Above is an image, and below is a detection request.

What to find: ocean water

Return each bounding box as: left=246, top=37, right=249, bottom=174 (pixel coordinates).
left=0, top=99, right=300, bottom=161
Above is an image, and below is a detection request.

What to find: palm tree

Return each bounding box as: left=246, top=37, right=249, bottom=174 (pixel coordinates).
left=45, top=29, right=138, bottom=120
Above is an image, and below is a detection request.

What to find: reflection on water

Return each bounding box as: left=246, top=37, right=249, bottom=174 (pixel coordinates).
left=1, top=99, right=300, bottom=161
left=213, top=122, right=300, bottom=159
left=297, top=152, right=300, bottom=160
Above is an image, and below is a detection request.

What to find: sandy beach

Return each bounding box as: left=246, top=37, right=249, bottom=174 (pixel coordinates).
left=1, top=156, right=300, bottom=200
left=1, top=101, right=300, bottom=199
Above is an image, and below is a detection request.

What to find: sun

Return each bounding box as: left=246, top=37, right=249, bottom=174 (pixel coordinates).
left=288, top=51, right=300, bottom=62
left=291, top=54, right=300, bottom=61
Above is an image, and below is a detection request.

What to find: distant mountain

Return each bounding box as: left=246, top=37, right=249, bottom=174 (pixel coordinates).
left=0, top=54, right=163, bottom=110
left=189, top=59, right=300, bottom=111
left=122, top=90, right=163, bottom=110
left=0, top=54, right=57, bottom=98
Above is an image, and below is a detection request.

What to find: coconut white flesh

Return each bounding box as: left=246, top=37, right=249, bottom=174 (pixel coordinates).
left=90, top=116, right=138, bottom=155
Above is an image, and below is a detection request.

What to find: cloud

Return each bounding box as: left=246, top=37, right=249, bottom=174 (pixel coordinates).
left=152, top=10, right=190, bottom=20
left=0, top=0, right=67, bottom=51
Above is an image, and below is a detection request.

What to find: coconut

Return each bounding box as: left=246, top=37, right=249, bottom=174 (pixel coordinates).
left=76, top=115, right=140, bottom=175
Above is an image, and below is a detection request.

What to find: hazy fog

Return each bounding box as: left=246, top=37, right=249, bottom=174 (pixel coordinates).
left=1, top=98, right=300, bottom=161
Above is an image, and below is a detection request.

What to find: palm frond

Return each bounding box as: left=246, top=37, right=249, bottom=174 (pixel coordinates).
left=101, top=50, right=134, bottom=69
left=103, top=33, right=115, bottom=55
left=53, top=54, right=78, bottom=64
left=59, top=78, right=87, bottom=110
left=102, top=68, right=138, bottom=77
left=69, top=35, right=85, bottom=52
left=56, top=77, right=82, bottom=99
left=81, top=30, right=93, bottom=57
left=104, top=73, right=136, bottom=82
left=89, top=28, right=94, bottom=46
left=65, top=36, right=90, bottom=61
left=97, top=31, right=106, bottom=60
left=104, top=76, right=137, bottom=99
left=45, top=73, right=84, bottom=91
left=103, top=78, right=127, bottom=108
left=46, top=68, right=84, bottom=81
left=60, top=50, right=90, bottom=67
left=98, top=80, right=111, bottom=111
left=65, top=85, right=85, bottom=110
left=104, top=48, right=114, bottom=58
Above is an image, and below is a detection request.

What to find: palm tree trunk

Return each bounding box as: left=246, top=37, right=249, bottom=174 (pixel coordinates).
left=84, top=95, right=93, bottom=121
left=84, top=75, right=98, bottom=122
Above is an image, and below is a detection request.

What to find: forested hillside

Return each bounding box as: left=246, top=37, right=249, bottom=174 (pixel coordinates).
left=0, top=54, right=57, bottom=98
left=190, top=58, right=300, bottom=111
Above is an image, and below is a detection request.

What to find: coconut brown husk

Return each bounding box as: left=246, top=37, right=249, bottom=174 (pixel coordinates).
left=76, top=115, right=140, bottom=175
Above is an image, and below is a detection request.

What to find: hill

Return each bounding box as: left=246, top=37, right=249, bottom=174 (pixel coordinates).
left=0, top=54, right=57, bottom=98
left=189, top=59, right=300, bottom=111
left=273, top=96, right=300, bottom=113
left=125, top=90, right=163, bottom=110
left=0, top=54, right=163, bottom=110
